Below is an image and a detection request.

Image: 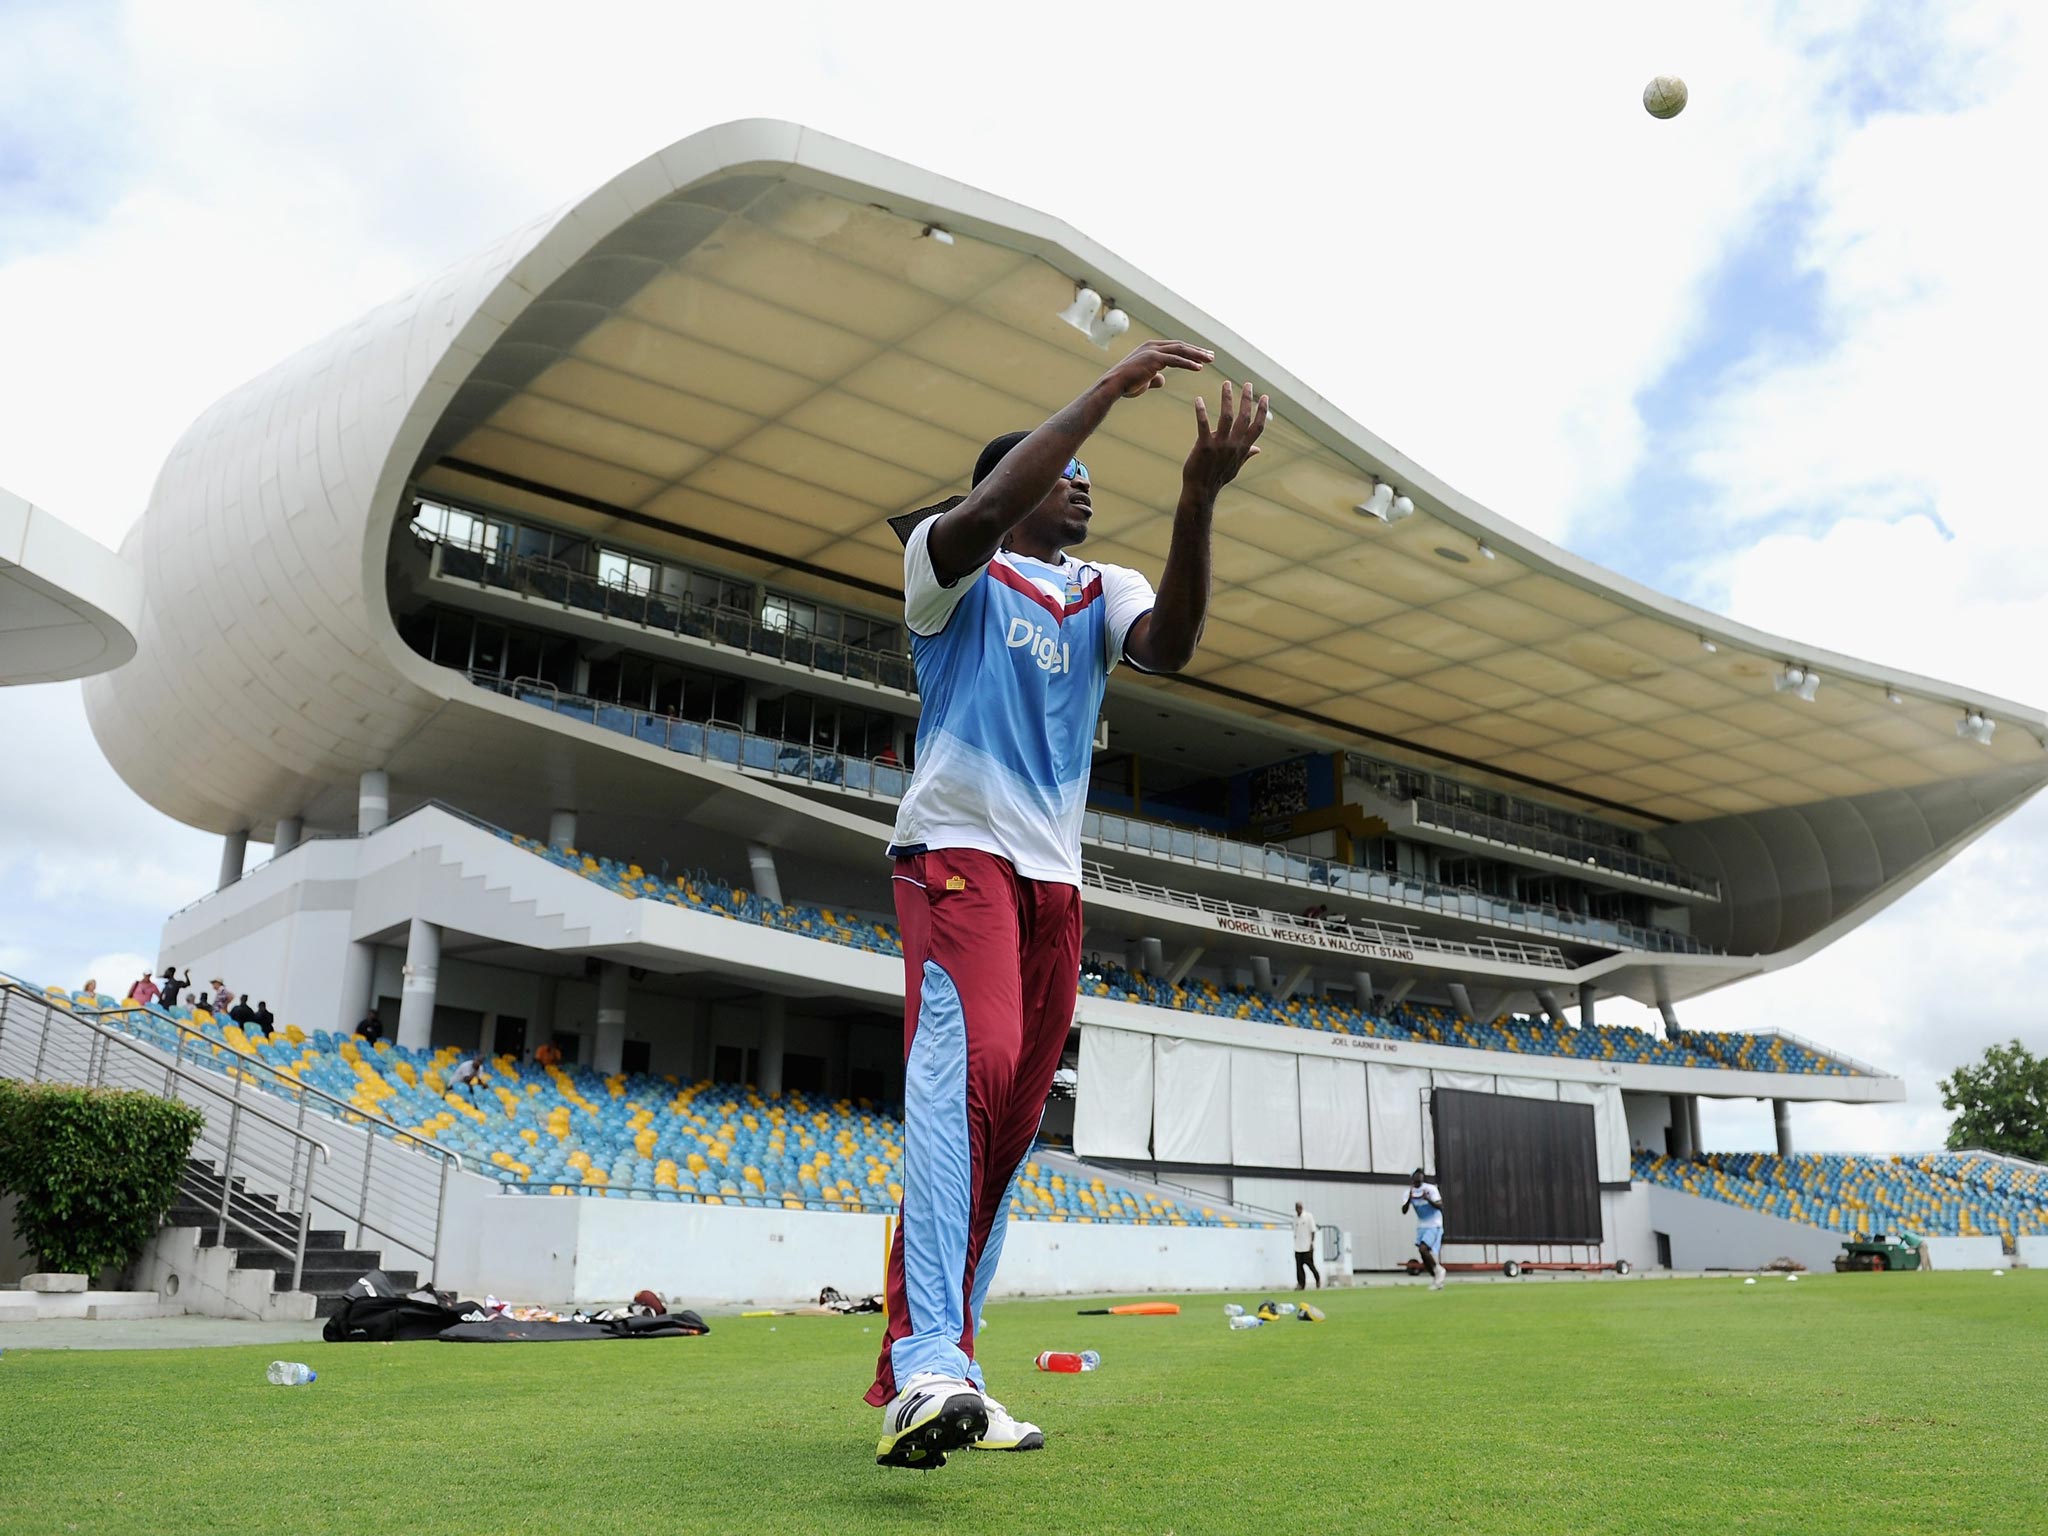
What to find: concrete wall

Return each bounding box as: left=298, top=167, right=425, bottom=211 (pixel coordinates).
left=439, top=1193, right=1291, bottom=1307
left=1919, top=1236, right=2005, bottom=1271
left=1646, top=1184, right=1849, bottom=1271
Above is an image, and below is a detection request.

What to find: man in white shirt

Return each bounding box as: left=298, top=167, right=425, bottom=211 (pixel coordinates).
left=867, top=338, right=1267, bottom=1470
left=1293, top=1202, right=1321, bottom=1290
left=1403, top=1168, right=1448, bottom=1291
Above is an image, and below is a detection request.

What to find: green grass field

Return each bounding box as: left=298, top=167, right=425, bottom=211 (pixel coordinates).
left=3, top=1274, right=2043, bottom=1536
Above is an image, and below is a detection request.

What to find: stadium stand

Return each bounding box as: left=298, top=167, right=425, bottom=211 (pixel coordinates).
left=1633, top=1150, right=2048, bottom=1245
left=489, top=829, right=1861, bottom=1076
left=8, top=975, right=1257, bottom=1230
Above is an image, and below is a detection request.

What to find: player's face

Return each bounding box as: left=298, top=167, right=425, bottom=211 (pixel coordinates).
left=1014, top=465, right=1093, bottom=553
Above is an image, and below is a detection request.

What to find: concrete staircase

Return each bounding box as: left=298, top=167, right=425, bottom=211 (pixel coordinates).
left=152, top=1158, right=419, bottom=1320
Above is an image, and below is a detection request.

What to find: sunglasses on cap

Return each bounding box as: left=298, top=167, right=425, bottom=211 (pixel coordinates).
left=1063, top=458, right=1089, bottom=483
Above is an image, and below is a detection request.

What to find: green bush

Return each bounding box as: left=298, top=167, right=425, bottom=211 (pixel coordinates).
left=0, top=1080, right=206, bottom=1277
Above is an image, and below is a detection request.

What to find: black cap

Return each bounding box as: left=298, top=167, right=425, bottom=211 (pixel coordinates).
left=971, top=430, right=1032, bottom=487
left=886, top=430, right=1034, bottom=547
left=1412, top=1168, right=1426, bottom=1179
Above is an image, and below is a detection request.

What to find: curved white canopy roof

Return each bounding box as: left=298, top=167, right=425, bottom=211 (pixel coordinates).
left=81, top=120, right=2048, bottom=1002
left=0, top=487, right=139, bottom=686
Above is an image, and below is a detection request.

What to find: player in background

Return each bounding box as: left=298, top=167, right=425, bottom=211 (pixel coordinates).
left=868, top=338, right=1268, bottom=1469
left=1404, top=1168, right=1447, bottom=1291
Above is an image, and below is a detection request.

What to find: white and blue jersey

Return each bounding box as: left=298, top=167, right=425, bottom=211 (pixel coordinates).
left=889, top=516, right=1155, bottom=885
left=1411, top=1181, right=1445, bottom=1249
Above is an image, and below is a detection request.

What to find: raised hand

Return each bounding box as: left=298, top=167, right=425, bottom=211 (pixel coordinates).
left=1183, top=379, right=1269, bottom=500
left=1102, top=339, right=1213, bottom=400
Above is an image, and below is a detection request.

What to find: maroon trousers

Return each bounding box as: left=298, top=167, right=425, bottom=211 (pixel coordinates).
left=865, top=848, right=1082, bottom=1405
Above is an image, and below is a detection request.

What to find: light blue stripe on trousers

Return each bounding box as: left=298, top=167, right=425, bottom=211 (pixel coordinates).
left=892, top=959, right=972, bottom=1386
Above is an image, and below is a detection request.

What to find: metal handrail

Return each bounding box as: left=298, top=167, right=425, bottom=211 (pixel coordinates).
left=0, top=984, right=332, bottom=1290
left=85, top=999, right=468, bottom=1275
left=429, top=541, right=918, bottom=696
left=1081, top=864, right=1571, bottom=970
left=1406, top=795, right=1721, bottom=900
left=477, top=672, right=1714, bottom=957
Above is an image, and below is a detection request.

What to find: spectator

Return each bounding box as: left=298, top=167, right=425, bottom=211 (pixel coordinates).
left=254, top=1001, right=275, bottom=1036
left=876, top=745, right=901, bottom=767
left=210, top=981, right=235, bottom=1013
left=1293, top=1201, right=1322, bottom=1291
left=355, top=1010, right=384, bottom=1045
left=81, top=978, right=99, bottom=997
left=229, top=996, right=258, bottom=1027
left=450, top=1054, right=486, bottom=1100
left=157, top=968, right=191, bottom=1007
left=533, top=1039, right=563, bottom=1069
left=127, top=973, right=160, bottom=1005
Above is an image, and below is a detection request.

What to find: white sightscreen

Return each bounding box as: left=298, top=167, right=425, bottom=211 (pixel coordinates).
left=1152, top=1036, right=1233, bottom=1163
left=1433, top=1069, right=1497, bottom=1095
left=1557, top=1080, right=1630, bottom=1182
left=1229, top=1047, right=1302, bottom=1169
left=1297, top=1055, right=1370, bottom=1172
left=1073, top=1026, right=1154, bottom=1159
left=1369, top=1063, right=1433, bottom=1174
left=1495, top=1075, right=1560, bottom=1100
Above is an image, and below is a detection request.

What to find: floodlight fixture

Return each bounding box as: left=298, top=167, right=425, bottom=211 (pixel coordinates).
left=1354, top=482, right=1394, bottom=520
left=1389, top=493, right=1415, bottom=521
left=1957, top=709, right=1996, bottom=745
left=1774, top=664, right=1820, bottom=702
left=1055, top=283, right=1128, bottom=347
left=921, top=225, right=955, bottom=245
left=1885, top=688, right=1903, bottom=705
left=1477, top=540, right=1496, bottom=560
left=1699, top=636, right=1718, bottom=654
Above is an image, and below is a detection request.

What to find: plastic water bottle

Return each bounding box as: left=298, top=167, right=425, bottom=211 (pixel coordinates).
left=1034, top=1349, right=1101, bottom=1372
left=1228, top=1314, right=1264, bottom=1330
left=1276, top=1302, right=1298, bottom=1315
left=266, top=1361, right=317, bottom=1386
left=1223, top=1303, right=1245, bottom=1317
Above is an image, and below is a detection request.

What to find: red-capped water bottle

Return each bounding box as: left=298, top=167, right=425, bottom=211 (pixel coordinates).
left=1034, top=1349, right=1101, bottom=1373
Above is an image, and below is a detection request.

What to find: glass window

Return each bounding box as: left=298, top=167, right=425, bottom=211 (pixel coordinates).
left=597, top=550, right=655, bottom=591
left=619, top=654, right=654, bottom=709
left=505, top=629, right=541, bottom=683
left=586, top=658, right=622, bottom=702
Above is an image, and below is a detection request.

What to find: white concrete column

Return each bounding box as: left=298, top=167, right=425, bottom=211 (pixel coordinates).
left=217, top=829, right=248, bottom=891
left=1772, top=1099, right=1794, bottom=1158
left=396, top=918, right=441, bottom=1049
left=758, top=994, right=787, bottom=1096
left=1251, top=956, right=1275, bottom=993
left=1657, top=999, right=1682, bottom=1039
left=1140, top=937, right=1166, bottom=974
left=1687, top=1095, right=1704, bottom=1158
left=1667, top=1094, right=1696, bottom=1159
left=358, top=769, right=390, bottom=834
left=1577, top=982, right=1598, bottom=1028
left=1351, top=971, right=1375, bottom=1006
left=339, top=941, right=378, bottom=1033
left=548, top=809, right=578, bottom=850
left=593, top=962, right=628, bottom=1075
left=1447, top=982, right=1476, bottom=1021
left=478, top=1012, right=499, bottom=1061
left=746, top=843, right=784, bottom=907
left=273, top=816, right=303, bottom=856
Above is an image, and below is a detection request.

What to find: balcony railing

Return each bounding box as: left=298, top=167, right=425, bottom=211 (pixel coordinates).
left=431, top=542, right=916, bottom=695
left=1408, top=797, right=1720, bottom=900
left=476, top=673, right=1714, bottom=957
left=1345, top=751, right=1717, bottom=900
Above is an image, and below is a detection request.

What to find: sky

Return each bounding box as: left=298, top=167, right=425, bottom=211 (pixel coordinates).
left=1, top=0, right=2043, bottom=1152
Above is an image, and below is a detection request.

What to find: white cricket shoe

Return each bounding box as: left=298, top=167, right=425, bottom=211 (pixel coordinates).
left=875, top=1372, right=987, bottom=1470
left=1429, top=1273, right=1446, bottom=1291
left=974, top=1394, right=1046, bottom=1452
